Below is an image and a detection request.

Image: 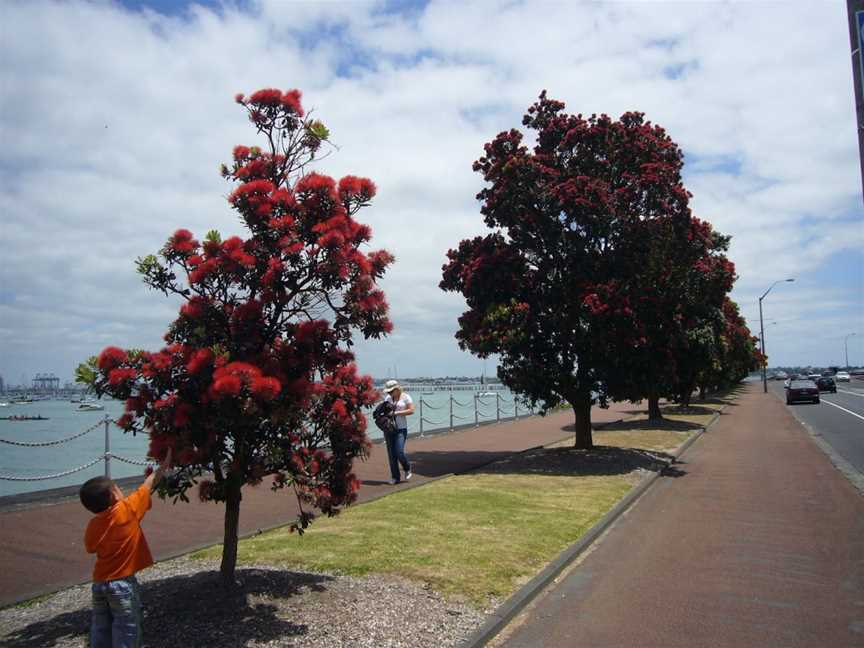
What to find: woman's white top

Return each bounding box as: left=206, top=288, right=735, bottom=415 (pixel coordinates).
left=387, top=392, right=413, bottom=430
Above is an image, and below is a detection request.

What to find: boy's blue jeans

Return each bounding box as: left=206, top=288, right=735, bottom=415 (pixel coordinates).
left=91, top=575, right=142, bottom=648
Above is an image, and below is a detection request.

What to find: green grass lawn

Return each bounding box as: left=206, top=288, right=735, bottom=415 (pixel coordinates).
left=194, top=417, right=711, bottom=607
left=195, top=471, right=632, bottom=606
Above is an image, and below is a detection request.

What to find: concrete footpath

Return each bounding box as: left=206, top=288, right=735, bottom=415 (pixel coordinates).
left=0, top=401, right=635, bottom=608
left=493, top=383, right=864, bottom=648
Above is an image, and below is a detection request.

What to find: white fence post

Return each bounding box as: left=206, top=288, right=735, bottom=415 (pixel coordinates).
left=474, top=392, right=479, bottom=427
left=449, top=394, right=454, bottom=430
left=103, top=415, right=111, bottom=478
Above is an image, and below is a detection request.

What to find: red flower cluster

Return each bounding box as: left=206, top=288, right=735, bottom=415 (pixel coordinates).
left=188, top=258, right=220, bottom=285
left=250, top=376, right=281, bottom=400
left=222, top=236, right=256, bottom=268
left=582, top=293, right=609, bottom=315
left=246, top=88, right=305, bottom=117
left=98, top=346, right=127, bottom=370
left=281, top=89, right=303, bottom=116
left=181, top=296, right=209, bottom=319
left=108, top=367, right=137, bottom=386
left=337, top=175, right=376, bottom=202
left=209, top=361, right=282, bottom=402
left=229, top=179, right=276, bottom=206
left=186, top=348, right=215, bottom=374
left=169, top=229, right=199, bottom=255
left=296, top=172, right=337, bottom=198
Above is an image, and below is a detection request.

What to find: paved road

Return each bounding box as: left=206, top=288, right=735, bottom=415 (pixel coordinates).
left=496, top=383, right=864, bottom=648
left=769, top=379, right=864, bottom=476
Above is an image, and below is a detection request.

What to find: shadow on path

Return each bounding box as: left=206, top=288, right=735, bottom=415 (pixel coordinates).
left=3, top=569, right=332, bottom=648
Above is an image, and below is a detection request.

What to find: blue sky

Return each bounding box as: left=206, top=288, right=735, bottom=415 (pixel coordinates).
left=0, top=0, right=862, bottom=387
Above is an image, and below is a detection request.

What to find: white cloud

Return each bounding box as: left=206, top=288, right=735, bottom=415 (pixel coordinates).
left=0, top=0, right=861, bottom=388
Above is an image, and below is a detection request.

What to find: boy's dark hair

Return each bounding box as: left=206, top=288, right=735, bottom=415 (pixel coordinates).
left=80, top=476, right=115, bottom=513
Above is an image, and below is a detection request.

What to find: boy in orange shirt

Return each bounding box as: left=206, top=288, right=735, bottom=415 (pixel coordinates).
left=79, top=449, right=171, bottom=648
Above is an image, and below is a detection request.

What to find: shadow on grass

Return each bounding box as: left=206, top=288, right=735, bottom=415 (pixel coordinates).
left=695, top=397, right=738, bottom=408
left=472, top=445, right=683, bottom=479
left=403, top=449, right=521, bottom=478
left=3, top=568, right=332, bottom=648
left=661, top=405, right=719, bottom=417
left=612, top=386, right=742, bottom=417
left=586, top=417, right=703, bottom=433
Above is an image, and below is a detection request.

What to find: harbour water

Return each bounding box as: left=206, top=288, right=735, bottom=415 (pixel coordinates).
left=0, top=387, right=526, bottom=497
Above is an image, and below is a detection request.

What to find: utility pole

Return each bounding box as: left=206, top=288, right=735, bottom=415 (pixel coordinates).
left=848, top=0, right=864, bottom=203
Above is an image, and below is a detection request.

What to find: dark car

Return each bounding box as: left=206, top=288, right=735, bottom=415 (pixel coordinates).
left=786, top=380, right=820, bottom=405
left=815, top=376, right=836, bottom=393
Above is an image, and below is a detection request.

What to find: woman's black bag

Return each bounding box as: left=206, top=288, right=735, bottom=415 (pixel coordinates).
left=372, top=400, right=397, bottom=434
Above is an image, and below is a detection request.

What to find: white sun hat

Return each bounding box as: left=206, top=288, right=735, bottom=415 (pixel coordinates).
left=383, top=379, right=401, bottom=393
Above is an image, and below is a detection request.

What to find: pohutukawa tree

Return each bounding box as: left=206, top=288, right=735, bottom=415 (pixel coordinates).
left=79, top=88, right=393, bottom=585
left=600, top=216, right=735, bottom=419
left=441, top=92, right=696, bottom=449
left=665, top=220, right=738, bottom=408
left=696, top=297, right=761, bottom=398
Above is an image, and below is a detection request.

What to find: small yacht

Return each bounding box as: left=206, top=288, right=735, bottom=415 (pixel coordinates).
left=75, top=400, right=105, bottom=412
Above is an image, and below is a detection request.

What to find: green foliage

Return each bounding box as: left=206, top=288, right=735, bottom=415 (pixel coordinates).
left=75, top=356, right=98, bottom=387
left=307, top=120, right=329, bottom=141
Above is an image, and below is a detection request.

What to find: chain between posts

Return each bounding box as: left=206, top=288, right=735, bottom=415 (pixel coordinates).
left=0, top=456, right=103, bottom=481
left=0, top=419, right=104, bottom=447
left=0, top=415, right=151, bottom=482
left=112, top=454, right=156, bottom=467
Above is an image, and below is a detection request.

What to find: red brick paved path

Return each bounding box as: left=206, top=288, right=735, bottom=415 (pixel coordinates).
left=0, top=402, right=633, bottom=607
left=497, top=383, right=864, bottom=648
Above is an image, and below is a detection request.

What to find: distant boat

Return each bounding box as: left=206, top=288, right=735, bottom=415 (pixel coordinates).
left=75, top=401, right=104, bottom=412
left=9, top=397, right=33, bottom=405
left=1, top=415, right=49, bottom=421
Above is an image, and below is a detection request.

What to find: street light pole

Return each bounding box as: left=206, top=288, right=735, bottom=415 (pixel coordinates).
left=759, top=278, right=795, bottom=393
left=845, top=333, right=857, bottom=369
left=759, top=298, right=766, bottom=391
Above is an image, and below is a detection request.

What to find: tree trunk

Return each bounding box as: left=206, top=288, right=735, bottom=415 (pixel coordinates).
left=571, top=391, right=593, bottom=450
left=680, top=381, right=694, bottom=409
left=220, top=481, right=242, bottom=587
left=698, top=384, right=707, bottom=401
left=647, top=389, right=663, bottom=421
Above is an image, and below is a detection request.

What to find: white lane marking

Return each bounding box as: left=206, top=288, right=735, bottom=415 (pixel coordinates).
left=837, top=389, right=864, bottom=397
left=820, top=399, right=864, bottom=422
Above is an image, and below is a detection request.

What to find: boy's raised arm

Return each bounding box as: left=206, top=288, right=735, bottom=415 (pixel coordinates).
left=144, top=448, right=172, bottom=493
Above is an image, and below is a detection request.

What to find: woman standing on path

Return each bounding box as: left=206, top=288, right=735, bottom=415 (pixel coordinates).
left=383, top=380, right=414, bottom=485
